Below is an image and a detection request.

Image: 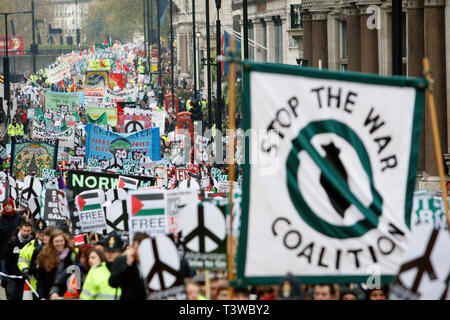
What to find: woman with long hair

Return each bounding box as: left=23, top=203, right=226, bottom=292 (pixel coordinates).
left=35, top=229, right=78, bottom=300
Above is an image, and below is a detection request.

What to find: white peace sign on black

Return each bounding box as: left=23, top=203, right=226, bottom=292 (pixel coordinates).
left=104, top=188, right=129, bottom=233
left=179, top=202, right=226, bottom=253
left=125, top=120, right=144, bottom=133
left=138, top=236, right=181, bottom=291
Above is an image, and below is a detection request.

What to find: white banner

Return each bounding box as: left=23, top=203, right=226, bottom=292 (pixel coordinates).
left=45, top=62, right=71, bottom=84
left=238, top=63, right=425, bottom=284
left=103, top=87, right=137, bottom=107
left=31, top=121, right=75, bottom=149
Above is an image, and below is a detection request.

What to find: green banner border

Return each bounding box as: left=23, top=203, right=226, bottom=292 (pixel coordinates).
left=237, top=60, right=426, bottom=286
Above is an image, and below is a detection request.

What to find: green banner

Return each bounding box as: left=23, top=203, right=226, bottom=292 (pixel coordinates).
left=88, top=106, right=117, bottom=127
left=87, top=112, right=108, bottom=126
left=88, top=59, right=111, bottom=70
left=45, top=91, right=85, bottom=114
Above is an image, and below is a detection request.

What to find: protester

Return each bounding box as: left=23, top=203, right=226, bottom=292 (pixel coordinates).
left=79, top=247, right=120, bottom=300
left=108, top=232, right=149, bottom=300
left=276, top=274, right=304, bottom=300
left=366, top=287, right=389, bottom=300
left=17, top=219, right=47, bottom=299
left=234, top=287, right=250, bottom=300
left=340, top=288, right=359, bottom=300
left=3, top=221, right=33, bottom=300
left=0, top=198, right=24, bottom=288
left=312, top=284, right=335, bottom=300
left=35, top=229, right=78, bottom=299
left=7, top=118, right=24, bottom=140
left=185, top=278, right=204, bottom=300
left=216, top=280, right=231, bottom=300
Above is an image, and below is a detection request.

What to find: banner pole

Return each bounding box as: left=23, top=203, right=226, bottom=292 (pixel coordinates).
left=205, top=270, right=211, bottom=299
left=227, top=37, right=236, bottom=300
left=422, top=58, right=450, bottom=232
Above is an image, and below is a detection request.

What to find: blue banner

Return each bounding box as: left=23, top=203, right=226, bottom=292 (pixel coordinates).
left=84, top=124, right=161, bottom=174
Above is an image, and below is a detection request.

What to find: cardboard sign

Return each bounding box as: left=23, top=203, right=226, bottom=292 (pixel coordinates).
left=179, top=201, right=227, bottom=270
left=43, top=189, right=70, bottom=226
left=138, top=236, right=187, bottom=300
left=390, top=192, right=450, bottom=300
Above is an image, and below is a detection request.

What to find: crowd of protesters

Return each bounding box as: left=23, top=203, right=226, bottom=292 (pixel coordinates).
left=0, top=212, right=388, bottom=300
left=0, top=39, right=394, bottom=301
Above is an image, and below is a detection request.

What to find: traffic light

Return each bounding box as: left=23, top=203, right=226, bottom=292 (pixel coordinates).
left=0, top=75, right=4, bottom=84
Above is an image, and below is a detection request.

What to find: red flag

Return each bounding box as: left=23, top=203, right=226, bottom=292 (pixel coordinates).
left=100, top=60, right=106, bottom=68
left=73, top=234, right=85, bottom=246
left=122, top=63, right=129, bottom=72
left=90, top=41, right=94, bottom=52
left=104, top=36, right=108, bottom=45
left=115, top=59, right=121, bottom=69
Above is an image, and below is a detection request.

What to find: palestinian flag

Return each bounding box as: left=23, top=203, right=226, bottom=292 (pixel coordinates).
left=76, top=189, right=105, bottom=212
left=129, top=191, right=165, bottom=217
left=118, top=176, right=139, bottom=190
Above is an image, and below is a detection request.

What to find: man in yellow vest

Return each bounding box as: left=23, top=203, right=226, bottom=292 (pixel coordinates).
left=8, top=118, right=24, bottom=140
left=17, top=220, right=48, bottom=299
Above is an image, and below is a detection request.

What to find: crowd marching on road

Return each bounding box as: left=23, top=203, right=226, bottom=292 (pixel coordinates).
left=0, top=31, right=446, bottom=303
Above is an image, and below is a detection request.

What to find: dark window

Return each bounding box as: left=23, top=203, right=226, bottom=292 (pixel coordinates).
left=290, top=4, right=303, bottom=29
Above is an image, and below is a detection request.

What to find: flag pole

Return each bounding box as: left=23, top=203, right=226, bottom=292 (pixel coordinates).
left=422, top=58, right=450, bottom=232
left=227, top=37, right=236, bottom=299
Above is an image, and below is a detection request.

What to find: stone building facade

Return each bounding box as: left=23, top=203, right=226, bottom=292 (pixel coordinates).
left=297, top=0, right=449, bottom=190
left=50, top=0, right=91, bottom=45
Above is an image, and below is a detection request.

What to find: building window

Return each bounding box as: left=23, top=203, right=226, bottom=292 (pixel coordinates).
left=233, top=15, right=240, bottom=33
left=261, top=18, right=267, bottom=62
left=339, top=20, right=348, bottom=71
left=289, top=36, right=298, bottom=48
left=273, top=16, right=282, bottom=63
left=248, top=20, right=254, bottom=60
left=290, top=4, right=303, bottom=29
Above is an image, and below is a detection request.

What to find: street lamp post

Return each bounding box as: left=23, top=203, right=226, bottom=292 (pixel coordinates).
left=1, top=8, right=35, bottom=123
left=31, top=0, right=37, bottom=74
left=143, top=0, right=147, bottom=59
left=170, top=0, right=175, bottom=110
left=192, top=0, right=198, bottom=98
left=242, top=0, right=248, bottom=59
left=157, top=0, right=163, bottom=106
left=215, top=0, right=222, bottom=132
left=205, top=0, right=212, bottom=126
left=196, top=29, right=201, bottom=96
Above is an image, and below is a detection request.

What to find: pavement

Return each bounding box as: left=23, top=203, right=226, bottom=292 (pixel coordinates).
left=0, top=286, right=6, bottom=300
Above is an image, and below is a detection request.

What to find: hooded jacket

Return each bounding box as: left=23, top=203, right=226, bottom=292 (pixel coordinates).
left=0, top=207, right=24, bottom=261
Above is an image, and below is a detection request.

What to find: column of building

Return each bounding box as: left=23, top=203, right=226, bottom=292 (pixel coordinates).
left=359, top=4, right=379, bottom=74
left=311, top=10, right=329, bottom=68
left=424, top=0, right=447, bottom=179
left=408, top=0, right=426, bottom=173
left=347, top=7, right=362, bottom=72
